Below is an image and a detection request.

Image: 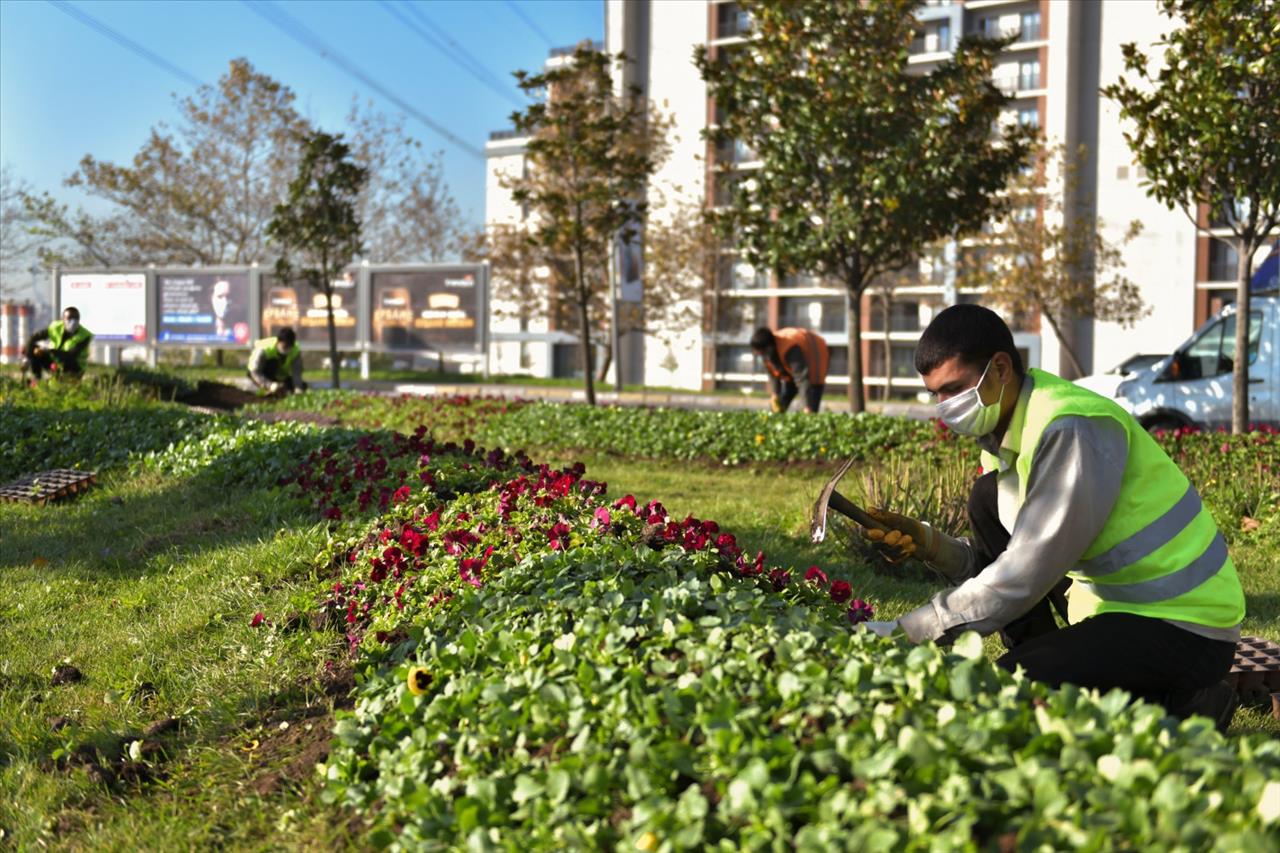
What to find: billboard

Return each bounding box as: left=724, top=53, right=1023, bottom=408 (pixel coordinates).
left=260, top=271, right=360, bottom=347
left=370, top=266, right=484, bottom=351
left=156, top=271, right=251, bottom=345
left=58, top=272, right=147, bottom=342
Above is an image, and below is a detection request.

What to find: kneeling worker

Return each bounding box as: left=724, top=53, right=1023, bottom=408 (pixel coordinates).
left=750, top=326, right=829, bottom=413
left=248, top=327, right=306, bottom=394
left=24, top=306, right=93, bottom=380
left=858, top=304, right=1242, bottom=729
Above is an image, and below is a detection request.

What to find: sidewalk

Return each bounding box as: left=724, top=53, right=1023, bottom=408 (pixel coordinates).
left=287, top=377, right=938, bottom=420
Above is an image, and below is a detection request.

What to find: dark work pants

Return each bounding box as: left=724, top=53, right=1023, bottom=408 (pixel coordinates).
left=25, top=350, right=83, bottom=381
left=778, top=382, right=825, bottom=413
left=970, top=472, right=1237, bottom=721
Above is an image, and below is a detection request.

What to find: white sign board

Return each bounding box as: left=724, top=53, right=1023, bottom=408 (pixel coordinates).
left=59, top=272, right=148, bottom=342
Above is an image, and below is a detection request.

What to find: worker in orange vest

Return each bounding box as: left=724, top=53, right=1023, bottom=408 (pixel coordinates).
left=750, top=326, right=830, bottom=413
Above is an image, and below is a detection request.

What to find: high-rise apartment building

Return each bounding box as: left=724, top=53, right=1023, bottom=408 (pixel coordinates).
left=485, top=1, right=1265, bottom=396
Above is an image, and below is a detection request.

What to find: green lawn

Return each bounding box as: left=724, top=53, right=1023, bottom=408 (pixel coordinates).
left=1, top=415, right=1276, bottom=848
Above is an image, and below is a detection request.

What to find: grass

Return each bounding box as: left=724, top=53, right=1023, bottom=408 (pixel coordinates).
left=2, top=410, right=1277, bottom=848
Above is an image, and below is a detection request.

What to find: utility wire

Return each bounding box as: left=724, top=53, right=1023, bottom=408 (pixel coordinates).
left=398, top=0, right=526, bottom=104
left=241, top=0, right=484, bottom=160
left=503, top=0, right=555, bottom=49
left=376, top=0, right=524, bottom=108
left=46, top=0, right=204, bottom=89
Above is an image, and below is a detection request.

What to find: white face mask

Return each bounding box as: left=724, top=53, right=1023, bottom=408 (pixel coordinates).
left=936, top=359, right=1006, bottom=437
left=63, top=318, right=79, bottom=334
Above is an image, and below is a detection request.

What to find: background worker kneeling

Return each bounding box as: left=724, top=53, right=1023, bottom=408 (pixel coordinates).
left=248, top=327, right=306, bottom=395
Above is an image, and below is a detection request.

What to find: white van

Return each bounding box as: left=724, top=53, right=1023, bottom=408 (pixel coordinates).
left=1116, top=295, right=1279, bottom=430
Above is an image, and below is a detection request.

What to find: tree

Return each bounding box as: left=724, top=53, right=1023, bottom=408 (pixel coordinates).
left=696, top=0, right=1034, bottom=412
left=267, top=131, right=369, bottom=391
left=345, top=102, right=465, bottom=263
left=27, top=58, right=306, bottom=267
left=1, top=164, right=44, bottom=301
left=960, top=144, right=1148, bottom=377
left=1103, top=0, right=1280, bottom=433
left=640, top=193, right=721, bottom=354
left=506, top=43, right=668, bottom=405
left=24, top=60, right=462, bottom=268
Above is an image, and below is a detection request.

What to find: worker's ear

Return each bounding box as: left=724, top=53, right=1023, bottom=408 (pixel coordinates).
left=991, top=351, right=1015, bottom=386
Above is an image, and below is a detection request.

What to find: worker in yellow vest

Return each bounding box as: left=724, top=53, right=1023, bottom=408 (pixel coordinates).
left=857, top=304, right=1244, bottom=730
left=750, top=326, right=830, bottom=413
left=23, top=306, right=93, bottom=380
left=247, top=327, right=306, bottom=394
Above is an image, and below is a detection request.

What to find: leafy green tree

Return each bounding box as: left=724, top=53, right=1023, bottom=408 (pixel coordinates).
left=506, top=43, right=668, bottom=405
left=1103, top=0, right=1280, bottom=433
left=696, top=0, right=1033, bottom=411
left=267, top=130, right=368, bottom=391
left=960, top=144, right=1148, bottom=378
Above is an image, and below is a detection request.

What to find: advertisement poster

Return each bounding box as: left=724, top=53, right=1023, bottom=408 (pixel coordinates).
left=58, top=272, right=147, bottom=342
left=156, top=271, right=250, bottom=345
left=260, top=271, right=359, bottom=347
left=370, top=267, right=482, bottom=350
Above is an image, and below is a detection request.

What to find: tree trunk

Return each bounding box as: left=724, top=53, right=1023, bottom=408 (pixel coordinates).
left=597, top=340, right=613, bottom=384
left=326, top=281, right=340, bottom=390
left=845, top=288, right=865, bottom=413
left=1038, top=306, right=1086, bottom=379
left=574, top=244, right=596, bottom=406
left=1233, top=234, right=1255, bottom=434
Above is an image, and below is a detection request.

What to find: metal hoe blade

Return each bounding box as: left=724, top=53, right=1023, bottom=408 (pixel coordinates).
left=810, top=459, right=888, bottom=544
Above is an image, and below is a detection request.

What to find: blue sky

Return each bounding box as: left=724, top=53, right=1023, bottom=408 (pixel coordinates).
left=0, top=0, right=603, bottom=229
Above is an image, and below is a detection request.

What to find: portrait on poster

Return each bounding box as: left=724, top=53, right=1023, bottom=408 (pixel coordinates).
left=157, top=272, right=250, bottom=345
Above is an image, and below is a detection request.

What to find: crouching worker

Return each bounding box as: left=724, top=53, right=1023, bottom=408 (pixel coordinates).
left=248, top=327, right=306, bottom=395
left=24, top=306, right=93, bottom=381
left=856, top=304, right=1243, bottom=731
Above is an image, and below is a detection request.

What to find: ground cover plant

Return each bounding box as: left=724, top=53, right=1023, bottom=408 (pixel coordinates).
left=4, top=384, right=1279, bottom=849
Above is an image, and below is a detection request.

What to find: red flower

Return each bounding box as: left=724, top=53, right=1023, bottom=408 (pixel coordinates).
left=804, top=566, right=829, bottom=587
left=768, top=568, right=791, bottom=591
left=323, top=506, right=342, bottom=521
left=591, top=506, right=612, bottom=529
left=829, top=581, right=852, bottom=603
left=847, top=599, right=874, bottom=625
left=250, top=612, right=265, bottom=628
left=613, top=494, right=637, bottom=512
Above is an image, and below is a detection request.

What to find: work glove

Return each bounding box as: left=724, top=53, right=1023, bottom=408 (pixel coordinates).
left=770, top=397, right=783, bottom=414
left=267, top=381, right=283, bottom=394
left=862, top=507, right=970, bottom=578
left=855, top=619, right=900, bottom=638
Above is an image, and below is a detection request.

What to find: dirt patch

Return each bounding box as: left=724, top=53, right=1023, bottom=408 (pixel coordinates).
left=174, top=380, right=262, bottom=411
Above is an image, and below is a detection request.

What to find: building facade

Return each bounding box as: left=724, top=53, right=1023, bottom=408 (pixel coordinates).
left=485, top=1, right=1265, bottom=395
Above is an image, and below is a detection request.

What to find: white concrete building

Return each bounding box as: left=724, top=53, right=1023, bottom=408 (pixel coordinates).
left=484, top=1, right=1265, bottom=394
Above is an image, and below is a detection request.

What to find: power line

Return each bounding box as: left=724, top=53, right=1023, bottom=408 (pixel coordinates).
left=503, top=0, right=555, bottom=49
left=376, top=0, right=524, bottom=109
left=399, top=0, right=526, bottom=105
left=240, top=0, right=485, bottom=161
left=46, top=0, right=204, bottom=89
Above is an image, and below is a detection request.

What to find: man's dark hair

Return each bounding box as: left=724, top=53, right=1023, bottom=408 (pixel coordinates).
left=277, top=327, right=297, bottom=347
left=63, top=306, right=80, bottom=320
left=749, top=327, right=775, bottom=352
left=914, top=304, right=1024, bottom=377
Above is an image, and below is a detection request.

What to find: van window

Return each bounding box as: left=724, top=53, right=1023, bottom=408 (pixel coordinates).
left=1182, top=311, right=1262, bottom=379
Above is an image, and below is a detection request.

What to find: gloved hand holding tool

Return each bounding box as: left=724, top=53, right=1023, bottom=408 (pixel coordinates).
left=810, top=459, right=970, bottom=579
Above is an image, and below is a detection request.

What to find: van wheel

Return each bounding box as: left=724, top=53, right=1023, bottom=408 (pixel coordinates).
left=1141, top=414, right=1189, bottom=435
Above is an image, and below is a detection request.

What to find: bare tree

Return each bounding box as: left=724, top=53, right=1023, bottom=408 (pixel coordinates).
left=961, top=144, right=1148, bottom=378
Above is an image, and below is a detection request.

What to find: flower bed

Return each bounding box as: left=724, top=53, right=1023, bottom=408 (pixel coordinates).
left=263, top=424, right=1280, bottom=848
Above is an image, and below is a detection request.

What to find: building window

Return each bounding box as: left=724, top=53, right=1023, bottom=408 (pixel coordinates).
left=976, top=16, right=1000, bottom=38
left=779, top=297, right=845, bottom=333
left=1018, top=107, right=1040, bottom=128
left=1019, top=60, right=1041, bottom=91
left=1207, top=238, right=1239, bottom=282
left=716, top=2, right=751, bottom=39
left=714, top=344, right=756, bottom=374
left=869, top=298, right=921, bottom=332
left=1020, top=11, right=1041, bottom=41
left=936, top=21, right=951, bottom=52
